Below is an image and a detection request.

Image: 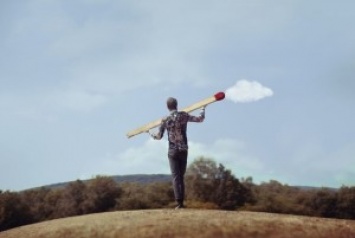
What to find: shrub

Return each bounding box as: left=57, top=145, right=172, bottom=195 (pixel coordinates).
left=0, top=191, right=32, bottom=231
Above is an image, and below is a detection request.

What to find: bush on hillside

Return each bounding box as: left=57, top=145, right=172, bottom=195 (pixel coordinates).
left=186, top=157, right=250, bottom=210
left=0, top=191, right=32, bottom=231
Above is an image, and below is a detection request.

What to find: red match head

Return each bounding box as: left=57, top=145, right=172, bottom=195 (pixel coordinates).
left=214, top=92, right=225, bottom=101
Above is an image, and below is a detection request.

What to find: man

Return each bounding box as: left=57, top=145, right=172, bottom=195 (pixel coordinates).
left=149, top=97, right=206, bottom=209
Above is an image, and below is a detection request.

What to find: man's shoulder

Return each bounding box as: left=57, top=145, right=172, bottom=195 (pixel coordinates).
left=177, top=111, right=189, bottom=116
left=162, top=111, right=189, bottom=123
left=161, top=116, right=169, bottom=123
left=177, top=111, right=190, bottom=122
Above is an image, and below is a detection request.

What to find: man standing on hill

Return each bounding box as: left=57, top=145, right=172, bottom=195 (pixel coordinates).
left=149, top=97, right=206, bottom=209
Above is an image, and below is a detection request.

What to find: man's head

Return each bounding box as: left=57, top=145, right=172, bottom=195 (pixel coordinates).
left=167, top=97, right=178, bottom=110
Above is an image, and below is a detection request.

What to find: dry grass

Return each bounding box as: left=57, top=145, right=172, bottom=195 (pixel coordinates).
left=1, top=209, right=355, bottom=238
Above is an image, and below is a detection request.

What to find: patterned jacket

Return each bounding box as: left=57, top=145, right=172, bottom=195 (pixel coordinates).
left=153, top=109, right=205, bottom=150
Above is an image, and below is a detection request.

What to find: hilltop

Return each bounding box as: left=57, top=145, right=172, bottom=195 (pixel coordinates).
left=1, top=209, right=355, bottom=238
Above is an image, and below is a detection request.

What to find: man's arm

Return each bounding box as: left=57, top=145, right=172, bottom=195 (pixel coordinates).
left=188, top=107, right=206, bottom=122
left=148, top=118, right=166, bottom=140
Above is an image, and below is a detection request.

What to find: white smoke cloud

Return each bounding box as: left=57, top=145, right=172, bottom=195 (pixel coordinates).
left=225, top=79, right=273, bottom=103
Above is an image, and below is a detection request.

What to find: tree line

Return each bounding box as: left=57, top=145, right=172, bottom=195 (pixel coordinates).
left=1, top=157, right=355, bottom=231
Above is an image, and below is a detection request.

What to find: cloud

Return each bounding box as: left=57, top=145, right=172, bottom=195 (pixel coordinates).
left=225, top=80, right=274, bottom=103
left=0, top=89, right=108, bottom=123
left=95, top=139, right=170, bottom=175
left=99, top=137, right=355, bottom=187
left=271, top=138, right=355, bottom=187
left=0, top=93, right=53, bottom=122
left=51, top=90, right=108, bottom=112
left=2, top=0, right=285, bottom=114
left=92, top=138, right=265, bottom=181
left=311, top=141, right=355, bottom=187
left=188, top=139, right=265, bottom=178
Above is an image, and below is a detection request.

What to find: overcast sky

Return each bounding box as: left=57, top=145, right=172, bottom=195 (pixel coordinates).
left=1, top=0, right=355, bottom=191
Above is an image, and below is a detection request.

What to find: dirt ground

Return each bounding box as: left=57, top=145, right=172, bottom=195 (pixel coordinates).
left=1, top=209, right=355, bottom=238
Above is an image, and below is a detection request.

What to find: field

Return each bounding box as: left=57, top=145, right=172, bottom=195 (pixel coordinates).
left=1, top=209, right=355, bottom=238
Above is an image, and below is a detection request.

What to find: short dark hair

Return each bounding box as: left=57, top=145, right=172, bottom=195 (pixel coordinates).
left=167, top=97, right=178, bottom=110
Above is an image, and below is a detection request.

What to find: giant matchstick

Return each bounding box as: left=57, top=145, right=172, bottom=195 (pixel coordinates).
left=126, top=92, right=225, bottom=138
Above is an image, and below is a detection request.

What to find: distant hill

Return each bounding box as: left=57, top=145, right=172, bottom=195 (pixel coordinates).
left=294, top=185, right=338, bottom=192
left=112, top=174, right=171, bottom=184
left=34, top=174, right=337, bottom=191
left=42, top=174, right=171, bottom=190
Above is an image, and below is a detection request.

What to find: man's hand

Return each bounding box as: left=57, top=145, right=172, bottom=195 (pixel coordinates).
left=199, top=106, right=206, bottom=121
left=146, top=130, right=154, bottom=137
left=146, top=130, right=158, bottom=139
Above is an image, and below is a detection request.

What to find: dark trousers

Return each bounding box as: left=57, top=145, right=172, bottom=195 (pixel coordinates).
left=168, top=149, right=188, bottom=203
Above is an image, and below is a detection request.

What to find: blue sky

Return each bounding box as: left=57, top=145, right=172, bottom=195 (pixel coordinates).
left=1, top=0, right=355, bottom=191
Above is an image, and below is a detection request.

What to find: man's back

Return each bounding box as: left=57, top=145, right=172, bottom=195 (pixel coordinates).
left=154, top=109, right=205, bottom=150
left=163, top=111, right=189, bottom=150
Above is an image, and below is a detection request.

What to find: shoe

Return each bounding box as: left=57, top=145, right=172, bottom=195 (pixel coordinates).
left=175, top=204, right=184, bottom=210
